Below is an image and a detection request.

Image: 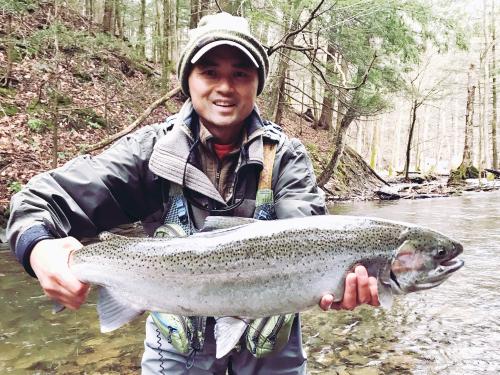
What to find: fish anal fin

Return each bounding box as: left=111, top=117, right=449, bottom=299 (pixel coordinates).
left=97, top=287, right=143, bottom=333
left=214, top=317, right=249, bottom=359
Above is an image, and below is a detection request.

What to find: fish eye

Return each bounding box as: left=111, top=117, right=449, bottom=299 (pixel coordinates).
left=436, top=248, right=447, bottom=259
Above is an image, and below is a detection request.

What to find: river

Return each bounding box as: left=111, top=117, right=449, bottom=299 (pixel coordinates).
left=1, top=191, right=499, bottom=374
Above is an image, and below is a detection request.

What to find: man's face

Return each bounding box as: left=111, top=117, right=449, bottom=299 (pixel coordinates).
left=188, top=45, right=259, bottom=144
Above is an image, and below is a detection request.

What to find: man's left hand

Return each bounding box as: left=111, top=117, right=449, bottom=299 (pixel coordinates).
left=320, top=265, right=379, bottom=311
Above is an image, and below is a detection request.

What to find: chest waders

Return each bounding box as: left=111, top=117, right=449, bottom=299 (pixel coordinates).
left=150, top=142, right=295, bottom=367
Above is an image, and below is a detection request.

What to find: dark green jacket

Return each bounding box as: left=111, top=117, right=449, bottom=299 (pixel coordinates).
left=7, top=100, right=326, bottom=276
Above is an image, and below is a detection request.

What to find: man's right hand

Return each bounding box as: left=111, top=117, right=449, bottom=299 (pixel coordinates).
left=30, top=237, right=89, bottom=310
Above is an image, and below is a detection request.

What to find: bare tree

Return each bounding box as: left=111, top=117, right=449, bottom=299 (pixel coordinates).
left=102, top=0, right=113, bottom=33
left=491, top=0, right=498, bottom=169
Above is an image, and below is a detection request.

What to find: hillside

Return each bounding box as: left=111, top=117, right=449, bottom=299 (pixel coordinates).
left=0, top=2, right=383, bottom=228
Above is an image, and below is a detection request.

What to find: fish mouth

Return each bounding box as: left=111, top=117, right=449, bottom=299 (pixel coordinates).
left=440, top=257, right=465, bottom=273
left=414, top=257, right=464, bottom=290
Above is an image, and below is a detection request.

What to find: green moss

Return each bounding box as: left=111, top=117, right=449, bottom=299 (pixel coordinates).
left=27, top=118, right=51, bottom=133
left=74, top=71, right=92, bottom=82
left=0, top=86, right=16, bottom=98
left=27, top=100, right=49, bottom=115
left=7, top=180, right=23, bottom=194
left=1, top=103, right=19, bottom=116
left=71, top=108, right=107, bottom=129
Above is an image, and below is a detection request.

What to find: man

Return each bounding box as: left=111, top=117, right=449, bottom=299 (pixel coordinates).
left=7, top=12, right=378, bottom=374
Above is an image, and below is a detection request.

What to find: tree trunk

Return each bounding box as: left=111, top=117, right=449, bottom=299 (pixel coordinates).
left=85, top=0, right=93, bottom=23
left=491, top=0, right=498, bottom=169
left=137, top=0, right=146, bottom=58
left=102, top=0, right=113, bottom=33
left=200, top=0, right=209, bottom=18
left=162, top=0, right=171, bottom=84
left=153, top=0, right=161, bottom=63
left=461, top=64, right=476, bottom=168
left=269, top=15, right=297, bottom=124
left=190, top=0, right=200, bottom=28
left=271, top=48, right=292, bottom=124
left=114, top=0, right=123, bottom=38
left=404, top=99, right=419, bottom=180
left=369, top=118, right=379, bottom=169
left=317, top=106, right=357, bottom=187
left=390, top=108, right=403, bottom=175
left=317, top=43, right=336, bottom=130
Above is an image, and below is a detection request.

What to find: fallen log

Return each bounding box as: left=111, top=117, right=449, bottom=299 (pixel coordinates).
left=485, top=168, right=500, bottom=178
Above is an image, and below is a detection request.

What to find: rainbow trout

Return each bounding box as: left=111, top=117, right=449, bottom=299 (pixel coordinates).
left=68, top=215, right=464, bottom=358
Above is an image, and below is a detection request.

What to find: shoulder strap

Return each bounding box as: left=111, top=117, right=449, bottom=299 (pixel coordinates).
left=254, top=142, right=277, bottom=220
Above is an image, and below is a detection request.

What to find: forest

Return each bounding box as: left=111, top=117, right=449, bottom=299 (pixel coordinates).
left=1, top=0, right=499, bottom=228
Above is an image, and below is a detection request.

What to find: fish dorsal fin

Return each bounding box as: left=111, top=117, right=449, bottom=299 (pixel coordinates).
left=201, top=217, right=258, bottom=232
left=214, top=317, right=249, bottom=359
left=97, top=287, right=144, bottom=333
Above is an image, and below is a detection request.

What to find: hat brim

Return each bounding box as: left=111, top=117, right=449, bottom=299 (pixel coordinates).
left=190, top=40, right=259, bottom=68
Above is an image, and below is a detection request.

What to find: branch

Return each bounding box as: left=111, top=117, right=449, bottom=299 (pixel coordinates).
left=267, top=0, right=327, bottom=56
left=82, top=86, right=181, bottom=153
left=214, top=0, right=223, bottom=12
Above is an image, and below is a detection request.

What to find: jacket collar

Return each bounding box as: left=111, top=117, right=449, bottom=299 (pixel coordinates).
left=149, top=99, right=267, bottom=203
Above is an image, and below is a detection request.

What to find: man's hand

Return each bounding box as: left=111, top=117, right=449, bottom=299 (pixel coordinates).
left=320, top=265, right=379, bottom=311
left=30, top=237, right=90, bottom=310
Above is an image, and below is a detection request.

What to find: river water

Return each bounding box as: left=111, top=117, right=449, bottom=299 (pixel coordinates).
left=1, top=191, right=499, bottom=374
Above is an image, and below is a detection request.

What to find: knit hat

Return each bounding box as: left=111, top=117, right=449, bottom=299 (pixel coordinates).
left=177, top=12, right=269, bottom=97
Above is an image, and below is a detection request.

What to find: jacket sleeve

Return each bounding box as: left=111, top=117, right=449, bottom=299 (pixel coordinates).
left=272, top=137, right=327, bottom=218
left=7, top=125, right=166, bottom=276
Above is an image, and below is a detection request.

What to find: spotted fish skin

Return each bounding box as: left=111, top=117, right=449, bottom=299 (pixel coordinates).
left=69, top=215, right=463, bottom=327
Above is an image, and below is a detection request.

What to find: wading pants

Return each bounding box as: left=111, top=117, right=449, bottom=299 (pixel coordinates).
left=141, top=315, right=307, bottom=375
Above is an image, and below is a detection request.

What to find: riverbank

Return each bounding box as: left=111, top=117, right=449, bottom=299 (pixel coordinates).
left=327, top=174, right=500, bottom=203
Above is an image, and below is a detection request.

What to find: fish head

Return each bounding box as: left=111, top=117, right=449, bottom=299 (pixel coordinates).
left=388, top=227, right=464, bottom=294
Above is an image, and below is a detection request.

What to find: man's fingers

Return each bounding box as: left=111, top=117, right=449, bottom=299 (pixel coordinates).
left=355, top=266, right=371, bottom=304
left=341, top=272, right=358, bottom=310
left=58, top=270, right=88, bottom=296
left=368, top=277, right=380, bottom=306
left=320, top=294, right=334, bottom=311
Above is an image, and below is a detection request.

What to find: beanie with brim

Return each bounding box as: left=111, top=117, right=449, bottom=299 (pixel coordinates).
left=177, top=12, right=269, bottom=97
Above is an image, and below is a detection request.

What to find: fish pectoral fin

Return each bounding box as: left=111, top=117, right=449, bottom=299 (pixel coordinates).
left=377, top=278, right=394, bottom=309
left=97, top=287, right=143, bottom=333
left=214, top=317, right=249, bottom=359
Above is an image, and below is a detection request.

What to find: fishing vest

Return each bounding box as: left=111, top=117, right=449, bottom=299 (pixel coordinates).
left=150, top=141, right=295, bottom=362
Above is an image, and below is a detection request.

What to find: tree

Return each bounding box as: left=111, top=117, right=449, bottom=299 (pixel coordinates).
left=449, top=63, right=478, bottom=183
left=268, top=5, right=300, bottom=124
left=137, top=0, right=146, bottom=58
left=316, top=0, right=444, bottom=186
left=402, top=56, right=447, bottom=179
left=490, top=0, right=498, bottom=169
left=102, top=0, right=113, bottom=33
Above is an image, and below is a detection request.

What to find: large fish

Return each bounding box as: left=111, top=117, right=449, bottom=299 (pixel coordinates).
left=68, top=215, right=464, bottom=358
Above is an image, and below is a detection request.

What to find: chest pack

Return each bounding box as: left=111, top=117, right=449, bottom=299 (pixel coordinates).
left=150, top=141, right=295, bottom=362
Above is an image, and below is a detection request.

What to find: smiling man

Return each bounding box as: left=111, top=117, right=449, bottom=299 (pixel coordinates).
left=7, top=12, right=378, bottom=375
